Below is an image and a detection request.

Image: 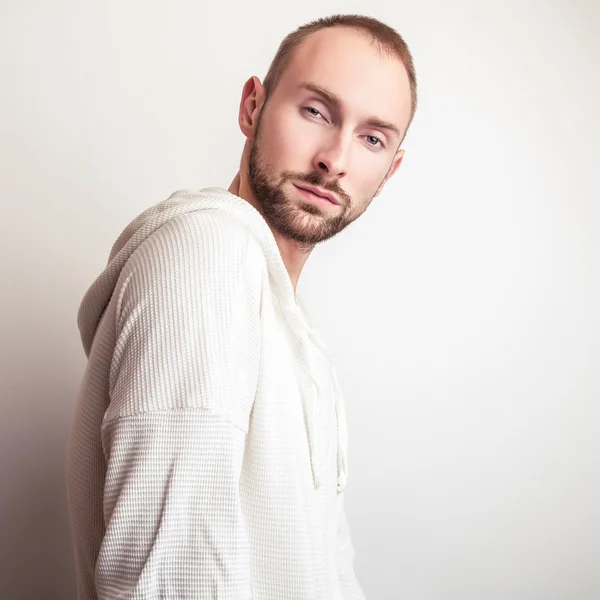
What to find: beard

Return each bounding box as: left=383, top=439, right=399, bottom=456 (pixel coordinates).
left=247, top=112, right=377, bottom=247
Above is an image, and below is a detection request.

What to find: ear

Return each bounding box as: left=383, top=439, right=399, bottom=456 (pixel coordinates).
left=238, top=76, right=266, bottom=138
left=374, top=148, right=405, bottom=197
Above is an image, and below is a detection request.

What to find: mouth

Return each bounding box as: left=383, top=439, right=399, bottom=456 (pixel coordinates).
left=293, top=183, right=340, bottom=206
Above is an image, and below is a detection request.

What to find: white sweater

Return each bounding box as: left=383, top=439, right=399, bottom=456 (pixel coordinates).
left=66, top=187, right=367, bottom=600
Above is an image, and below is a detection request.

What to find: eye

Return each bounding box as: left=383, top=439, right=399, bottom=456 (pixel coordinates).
left=365, top=135, right=384, bottom=149
left=304, top=106, right=325, bottom=119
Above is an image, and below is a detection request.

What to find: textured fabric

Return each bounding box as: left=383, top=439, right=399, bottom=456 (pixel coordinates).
left=66, top=187, right=366, bottom=599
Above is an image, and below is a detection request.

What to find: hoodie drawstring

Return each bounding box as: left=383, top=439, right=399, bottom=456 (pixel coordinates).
left=331, top=368, right=348, bottom=493
left=286, top=302, right=348, bottom=493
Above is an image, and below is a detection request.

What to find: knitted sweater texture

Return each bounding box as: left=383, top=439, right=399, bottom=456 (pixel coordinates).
left=66, top=187, right=366, bottom=599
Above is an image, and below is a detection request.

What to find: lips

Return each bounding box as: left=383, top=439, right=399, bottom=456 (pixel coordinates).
left=294, top=184, right=340, bottom=205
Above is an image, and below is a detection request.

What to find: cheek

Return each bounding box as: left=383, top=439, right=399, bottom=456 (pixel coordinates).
left=263, top=107, right=318, bottom=166
left=347, top=153, right=386, bottom=196
left=361, top=170, right=385, bottom=192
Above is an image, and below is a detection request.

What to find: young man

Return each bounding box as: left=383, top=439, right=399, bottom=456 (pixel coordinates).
left=67, top=13, right=417, bottom=600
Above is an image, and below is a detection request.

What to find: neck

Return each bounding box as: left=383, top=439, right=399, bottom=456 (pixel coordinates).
left=228, top=171, right=313, bottom=295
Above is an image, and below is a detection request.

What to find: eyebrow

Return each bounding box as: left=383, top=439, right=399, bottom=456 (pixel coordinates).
left=298, top=82, right=402, bottom=140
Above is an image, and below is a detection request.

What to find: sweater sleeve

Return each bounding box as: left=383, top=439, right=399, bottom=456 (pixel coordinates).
left=96, top=210, right=264, bottom=600
left=337, top=493, right=367, bottom=600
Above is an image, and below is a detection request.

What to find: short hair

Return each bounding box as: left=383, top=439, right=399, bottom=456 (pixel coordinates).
left=262, top=14, right=418, bottom=141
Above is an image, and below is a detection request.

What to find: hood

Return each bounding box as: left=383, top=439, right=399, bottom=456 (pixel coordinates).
left=77, top=187, right=348, bottom=493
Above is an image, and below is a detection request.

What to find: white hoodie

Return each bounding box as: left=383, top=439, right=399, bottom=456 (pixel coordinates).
left=66, top=187, right=366, bottom=600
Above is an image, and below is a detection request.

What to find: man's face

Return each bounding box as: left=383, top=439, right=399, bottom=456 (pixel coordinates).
left=247, top=26, right=412, bottom=246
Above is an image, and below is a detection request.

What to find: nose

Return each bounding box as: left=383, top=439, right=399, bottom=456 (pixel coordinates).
left=312, top=133, right=349, bottom=179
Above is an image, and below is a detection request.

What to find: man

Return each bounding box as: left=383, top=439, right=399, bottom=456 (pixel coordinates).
left=67, top=13, right=417, bottom=600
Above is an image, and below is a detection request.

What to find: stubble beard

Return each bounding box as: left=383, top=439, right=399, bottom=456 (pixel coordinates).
left=247, top=122, right=369, bottom=247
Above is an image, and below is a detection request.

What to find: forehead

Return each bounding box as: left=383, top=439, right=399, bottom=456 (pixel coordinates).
left=277, top=26, right=411, bottom=130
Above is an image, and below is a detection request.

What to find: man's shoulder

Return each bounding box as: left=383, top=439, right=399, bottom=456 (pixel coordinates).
left=123, top=207, right=267, bottom=288
left=164, top=206, right=255, bottom=249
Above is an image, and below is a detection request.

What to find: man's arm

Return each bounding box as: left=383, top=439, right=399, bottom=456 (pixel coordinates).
left=96, top=211, right=264, bottom=599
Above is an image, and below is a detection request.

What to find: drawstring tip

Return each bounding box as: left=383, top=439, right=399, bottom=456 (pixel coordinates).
left=313, top=471, right=322, bottom=489
left=336, top=474, right=348, bottom=493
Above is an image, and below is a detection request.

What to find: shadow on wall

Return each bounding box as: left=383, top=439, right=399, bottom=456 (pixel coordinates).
left=0, top=386, right=77, bottom=600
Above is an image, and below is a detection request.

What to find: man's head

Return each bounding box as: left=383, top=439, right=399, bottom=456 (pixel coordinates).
left=238, top=14, right=417, bottom=247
